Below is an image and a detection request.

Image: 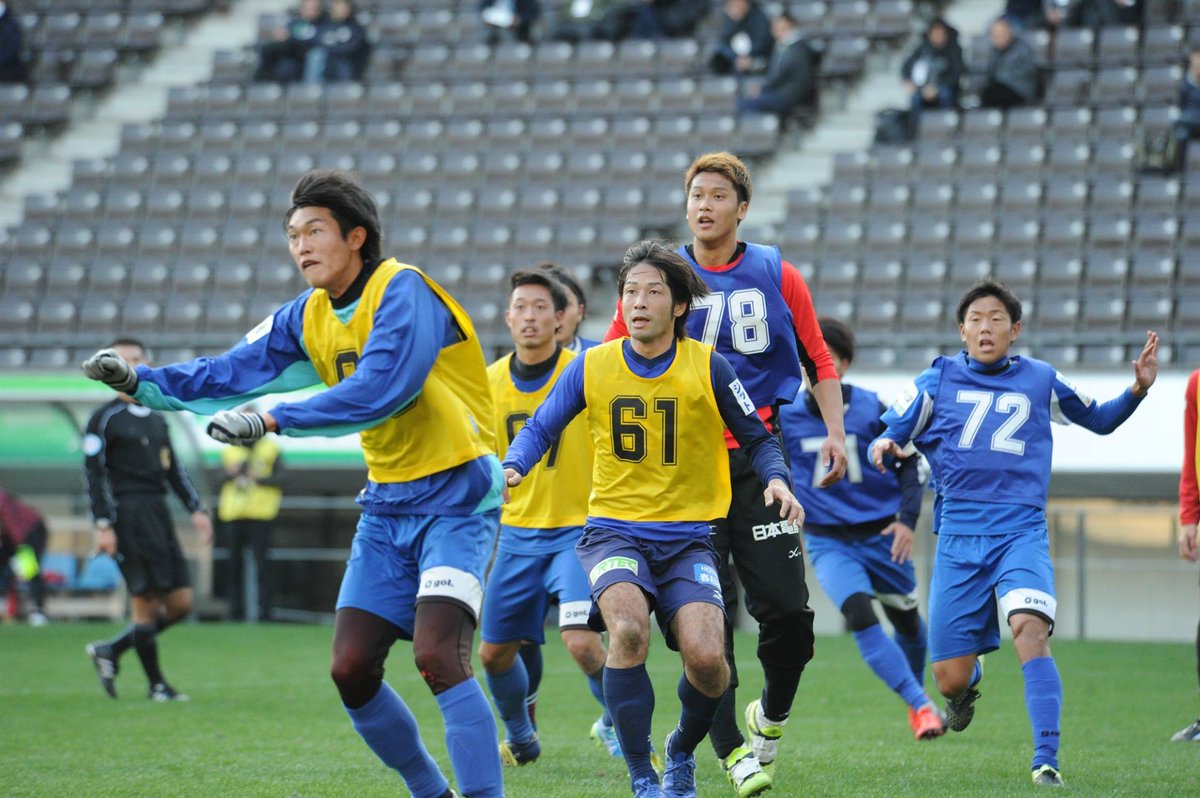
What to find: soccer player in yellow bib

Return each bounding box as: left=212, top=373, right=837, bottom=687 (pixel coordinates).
left=81, top=171, right=504, bottom=798
left=503, top=241, right=804, bottom=798
left=480, top=269, right=617, bottom=766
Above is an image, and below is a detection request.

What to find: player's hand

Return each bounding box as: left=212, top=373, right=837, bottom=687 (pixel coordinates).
left=1181, top=523, right=1199, bottom=563
left=192, top=510, right=213, bottom=546
left=1130, top=331, right=1159, bottom=397
left=95, top=525, right=116, bottom=556
left=818, top=435, right=848, bottom=487
left=504, top=467, right=524, bottom=488
left=207, top=411, right=267, bottom=445
left=81, top=348, right=139, bottom=394
left=763, top=478, right=804, bottom=525
left=870, top=438, right=903, bottom=473
left=881, top=521, right=914, bottom=564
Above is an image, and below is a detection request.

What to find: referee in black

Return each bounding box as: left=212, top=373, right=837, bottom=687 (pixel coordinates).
left=83, top=338, right=212, bottom=701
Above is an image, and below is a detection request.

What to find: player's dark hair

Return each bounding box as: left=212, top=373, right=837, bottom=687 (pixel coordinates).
left=818, top=317, right=855, bottom=363
left=285, top=170, right=382, bottom=270
left=956, top=278, right=1023, bottom=324
left=509, top=269, right=568, bottom=313
left=685, top=151, right=753, bottom=205
left=537, top=262, right=588, bottom=316
left=109, top=337, right=148, bottom=358
left=618, top=240, right=709, bottom=340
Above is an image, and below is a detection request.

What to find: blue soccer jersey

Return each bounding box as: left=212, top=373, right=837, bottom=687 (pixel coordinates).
left=877, top=352, right=1143, bottom=534
left=781, top=383, right=920, bottom=532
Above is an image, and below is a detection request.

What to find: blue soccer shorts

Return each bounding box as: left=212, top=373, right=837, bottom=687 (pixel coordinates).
left=928, top=528, right=1057, bottom=663
left=575, top=525, right=725, bottom=648
left=806, top=531, right=919, bottom=613
left=336, top=509, right=500, bottom=640
left=481, top=545, right=593, bottom=645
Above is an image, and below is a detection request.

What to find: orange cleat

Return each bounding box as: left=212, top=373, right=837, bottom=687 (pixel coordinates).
left=908, top=704, right=947, bottom=740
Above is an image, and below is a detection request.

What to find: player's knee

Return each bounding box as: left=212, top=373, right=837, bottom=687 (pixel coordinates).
left=413, top=637, right=472, bottom=694
left=330, top=646, right=382, bottom=708
left=684, top=647, right=730, bottom=697
left=882, top=604, right=923, bottom=638
left=562, top=630, right=606, bottom=673
left=840, top=593, right=880, bottom=632
left=606, top=616, right=649, bottom=661
left=478, top=642, right=518, bottom=674
left=932, top=660, right=971, bottom=698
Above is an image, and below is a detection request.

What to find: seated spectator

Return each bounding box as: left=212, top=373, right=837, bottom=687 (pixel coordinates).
left=737, top=10, right=817, bottom=117
left=977, top=17, right=1039, bottom=109
left=1004, top=0, right=1052, bottom=30
left=0, top=1, right=27, bottom=84
left=0, top=487, right=48, bottom=626
left=553, top=0, right=706, bottom=42
left=1176, top=47, right=1200, bottom=149
left=318, top=0, right=369, bottom=81
left=549, top=0, right=625, bottom=42
left=253, top=0, right=326, bottom=84
left=709, top=0, right=773, bottom=76
left=1061, top=0, right=1140, bottom=28
left=901, top=17, right=963, bottom=113
left=479, top=0, right=541, bottom=44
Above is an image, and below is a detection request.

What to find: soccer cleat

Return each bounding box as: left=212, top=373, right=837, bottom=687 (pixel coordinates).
left=632, top=775, right=665, bottom=798
left=721, top=746, right=773, bottom=797
left=650, top=744, right=664, bottom=777
left=1031, top=764, right=1064, bottom=786
left=498, top=733, right=540, bottom=767
left=662, top=730, right=697, bottom=798
left=149, top=682, right=190, bottom=702
left=944, top=687, right=980, bottom=732
left=744, top=699, right=786, bottom=767
left=28, top=611, right=48, bottom=627
left=1170, top=718, right=1200, bottom=741
left=908, top=704, right=947, bottom=740
left=591, top=716, right=623, bottom=757
left=85, top=642, right=118, bottom=699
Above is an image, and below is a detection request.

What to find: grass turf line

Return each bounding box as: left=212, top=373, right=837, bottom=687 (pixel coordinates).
left=1, top=623, right=1197, bottom=797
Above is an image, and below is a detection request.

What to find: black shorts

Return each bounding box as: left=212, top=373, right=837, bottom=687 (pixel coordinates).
left=711, top=443, right=812, bottom=624
left=114, top=495, right=191, bottom=596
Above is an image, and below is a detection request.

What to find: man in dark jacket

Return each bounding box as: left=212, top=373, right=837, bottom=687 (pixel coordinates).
left=902, top=18, right=963, bottom=112
left=253, top=0, right=326, bottom=83
left=1175, top=47, right=1200, bottom=151
left=709, top=0, right=773, bottom=76
left=319, top=0, right=369, bottom=81
left=737, top=10, right=816, bottom=116
left=978, top=17, right=1040, bottom=109
left=0, top=1, right=27, bottom=84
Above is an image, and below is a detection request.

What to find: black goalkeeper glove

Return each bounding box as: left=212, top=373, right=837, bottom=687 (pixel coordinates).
left=80, top=349, right=139, bottom=394
left=206, top=411, right=268, bottom=446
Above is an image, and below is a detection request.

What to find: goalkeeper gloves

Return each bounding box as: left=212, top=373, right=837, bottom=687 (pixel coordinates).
left=206, top=410, right=268, bottom=446
left=80, top=349, right=139, bottom=394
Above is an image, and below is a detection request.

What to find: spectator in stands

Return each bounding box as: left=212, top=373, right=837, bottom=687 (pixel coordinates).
left=549, top=0, right=625, bottom=42
left=479, top=0, right=541, bottom=44
left=737, top=10, right=817, bottom=117
left=253, top=0, right=327, bottom=84
left=1005, top=0, right=1053, bottom=30
left=317, top=0, right=369, bottom=81
left=0, top=488, right=48, bottom=626
left=217, top=419, right=285, bottom=623
left=0, top=1, right=28, bottom=84
left=977, top=17, right=1039, bottom=109
left=1175, top=47, right=1200, bottom=152
left=1060, top=0, right=1140, bottom=28
left=709, top=0, right=774, bottom=76
left=901, top=17, right=963, bottom=113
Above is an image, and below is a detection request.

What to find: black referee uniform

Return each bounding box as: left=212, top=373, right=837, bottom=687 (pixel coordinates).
left=83, top=398, right=203, bottom=596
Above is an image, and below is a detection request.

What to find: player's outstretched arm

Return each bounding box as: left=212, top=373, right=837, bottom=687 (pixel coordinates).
left=763, top=478, right=804, bottom=525
left=1130, top=330, right=1159, bottom=398
left=809, top=379, right=848, bottom=487
left=81, top=349, right=139, bottom=393
left=880, top=521, right=915, bottom=564
left=870, top=438, right=905, bottom=473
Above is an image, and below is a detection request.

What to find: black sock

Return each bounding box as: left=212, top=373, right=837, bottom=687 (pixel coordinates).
left=107, top=625, right=137, bottom=658
left=761, top=664, right=804, bottom=723
left=132, top=624, right=166, bottom=686
left=708, top=686, right=745, bottom=760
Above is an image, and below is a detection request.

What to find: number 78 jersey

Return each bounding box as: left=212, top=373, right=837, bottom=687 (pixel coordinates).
left=678, top=243, right=804, bottom=409
left=881, top=353, right=1072, bottom=512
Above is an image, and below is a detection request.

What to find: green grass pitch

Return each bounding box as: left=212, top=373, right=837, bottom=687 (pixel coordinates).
left=2, top=622, right=1197, bottom=797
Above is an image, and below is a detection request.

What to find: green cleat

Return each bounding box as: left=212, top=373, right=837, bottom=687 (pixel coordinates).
left=721, top=746, right=772, bottom=797
left=1032, top=764, right=1064, bottom=787
left=744, top=699, right=786, bottom=767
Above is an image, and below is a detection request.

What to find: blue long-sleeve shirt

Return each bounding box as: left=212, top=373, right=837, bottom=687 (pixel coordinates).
left=876, top=351, right=1142, bottom=534
left=503, top=339, right=790, bottom=541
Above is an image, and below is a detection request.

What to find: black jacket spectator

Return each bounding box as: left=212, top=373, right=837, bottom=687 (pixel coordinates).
left=1175, top=49, right=1200, bottom=145
left=0, top=2, right=27, bottom=84
left=709, top=0, right=773, bottom=75
left=479, top=0, right=541, bottom=44
left=979, top=18, right=1039, bottom=109
left=738, top=11, right=816, bottom=116
left=320, top=0, right=369, bottom=81
left=901, top=18, right=963, bottom=110
left=254, top=0, right=327, bottom=83
left=1064, top=0, right=1140, bottom=28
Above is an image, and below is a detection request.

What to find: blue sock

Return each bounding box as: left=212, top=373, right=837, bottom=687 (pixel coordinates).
left=1022, top=656, right=1062, bottom=770
left=345, top=682, right=448, bottom=798
left=519, top=642, right=542, bottom=723
left=672, top=674, right=721, bottom=755
left=893, top=615, right=928, bottom=685
left=970, top=658, right=984, bottom=688
left=485, top=659, right=535, bottom=744
left=605, top=663, right=657, bottom=785
left=853, top=625, right=930, bottom=711
left=586, top=666, right=613, bottom=725
left=436, top=679, right=504, bottom=798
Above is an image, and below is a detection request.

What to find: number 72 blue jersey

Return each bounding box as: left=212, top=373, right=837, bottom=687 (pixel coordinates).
left=878, top=352, right=1143, bottom=513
